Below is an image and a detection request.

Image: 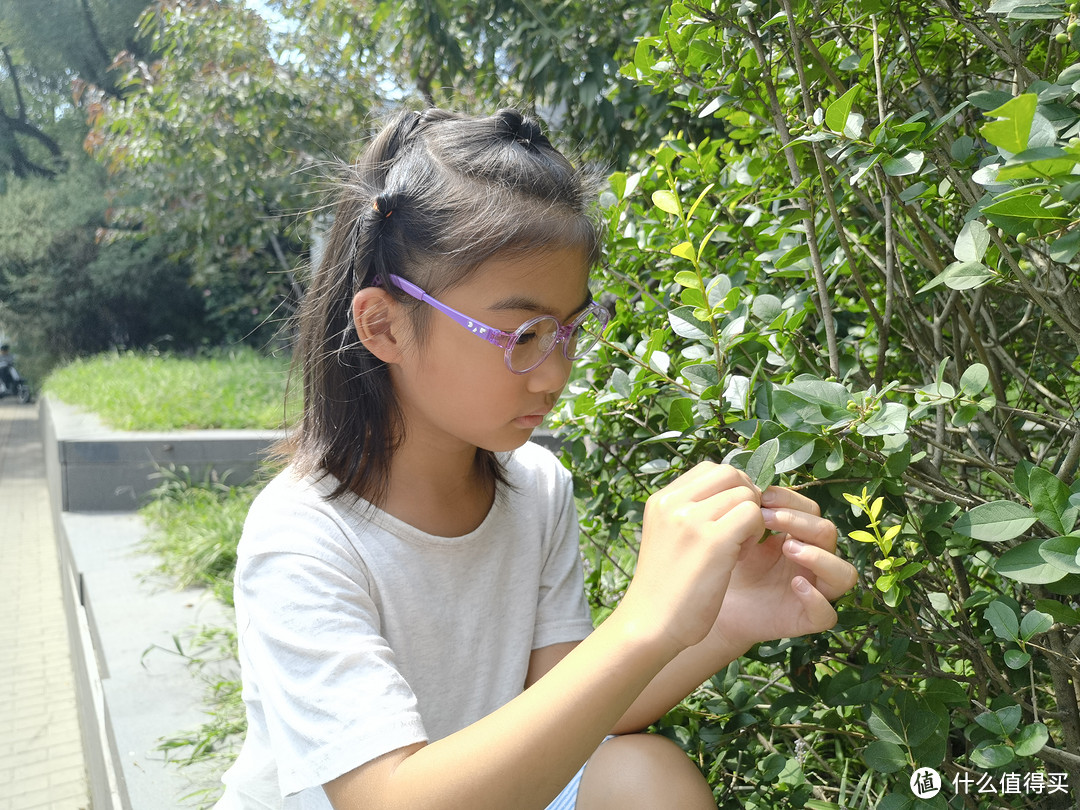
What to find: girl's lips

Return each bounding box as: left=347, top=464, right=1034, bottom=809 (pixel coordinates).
left=513, top=413, right=549, bottom=429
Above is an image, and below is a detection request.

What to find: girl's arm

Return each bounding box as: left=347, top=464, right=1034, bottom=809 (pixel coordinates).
left=324, top=462, right=764, bottom=810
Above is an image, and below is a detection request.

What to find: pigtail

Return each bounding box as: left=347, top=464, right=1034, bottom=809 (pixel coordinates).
left=492, top=108, right=549, bottom=150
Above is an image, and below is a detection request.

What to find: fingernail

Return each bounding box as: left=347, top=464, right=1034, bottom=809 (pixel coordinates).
left=794, top=576, right=811, bottom=594
left=784, top=538, right=804, bottom=553
left=761, top=507, right=777, bottom=522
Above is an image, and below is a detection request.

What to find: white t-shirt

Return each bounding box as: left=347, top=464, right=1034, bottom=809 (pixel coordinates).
left=216, top=441, right=595, bottom=809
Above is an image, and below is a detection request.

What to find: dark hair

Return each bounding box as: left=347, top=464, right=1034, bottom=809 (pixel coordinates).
left=287, top=107, right=604, bottom=504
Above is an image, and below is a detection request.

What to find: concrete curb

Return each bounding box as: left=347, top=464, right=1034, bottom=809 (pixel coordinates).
left=42, top=397, right=283, bottom=512
left=42, top=399, right=249, bottom=809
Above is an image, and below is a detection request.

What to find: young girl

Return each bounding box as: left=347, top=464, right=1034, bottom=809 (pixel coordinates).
left=217, top=107, right=857, bottom=810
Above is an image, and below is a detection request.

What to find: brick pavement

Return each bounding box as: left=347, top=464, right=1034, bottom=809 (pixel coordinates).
left=0, top=402, right=89, bottom=810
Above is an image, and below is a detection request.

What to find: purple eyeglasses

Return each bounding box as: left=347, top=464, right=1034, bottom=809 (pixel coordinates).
left=376, top=274, right=609, bottom=374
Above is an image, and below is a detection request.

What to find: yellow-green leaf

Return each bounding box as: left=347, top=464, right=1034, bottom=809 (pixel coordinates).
left=849, top=530, right=878, bottom=544
left=652, top=190, right=682, bottom=216
left=980, top=94, right=1036, bottom=154
left=672, top=242, right=696, bottom=261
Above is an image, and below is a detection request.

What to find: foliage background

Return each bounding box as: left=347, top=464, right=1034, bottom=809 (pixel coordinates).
left=7, top=0, right=1080, bottom=807
left=550, top=0, right=1080, bottom=806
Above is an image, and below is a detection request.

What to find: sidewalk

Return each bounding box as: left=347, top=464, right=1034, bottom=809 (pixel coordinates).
left=0, top=401, right=90, bottom=810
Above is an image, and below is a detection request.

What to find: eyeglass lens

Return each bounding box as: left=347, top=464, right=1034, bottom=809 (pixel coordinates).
left=508, top=309, right=605, bottom=372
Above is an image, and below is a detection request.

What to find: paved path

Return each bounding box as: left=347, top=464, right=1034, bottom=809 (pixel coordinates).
left=0, top=401, right=89, bottom=810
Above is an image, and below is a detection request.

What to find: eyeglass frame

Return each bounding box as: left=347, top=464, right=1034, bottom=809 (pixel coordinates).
left=373, top=273, right=609, bottom=374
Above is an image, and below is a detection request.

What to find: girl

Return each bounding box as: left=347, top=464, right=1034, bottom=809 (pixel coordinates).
left=217, top=107, right=857, bottom=810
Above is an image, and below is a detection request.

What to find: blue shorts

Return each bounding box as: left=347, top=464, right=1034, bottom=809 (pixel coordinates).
left=545, top=736, right=615, bottom=810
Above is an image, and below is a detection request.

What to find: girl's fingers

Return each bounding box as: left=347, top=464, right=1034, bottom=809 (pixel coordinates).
left=761, top=506, right=838, bottom=550
left=761, top=485, right=820, bottom=516
left=667, top=461, right=759, bottom=502
left=790, top=576, right=839, bottom=631
left=783, top=538, right=859, bottom=599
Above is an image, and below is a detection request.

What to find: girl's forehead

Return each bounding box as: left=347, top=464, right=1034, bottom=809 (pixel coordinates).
left=468, top=247, right=592, bottom=307
left=440, top=247, right=596, bottom=319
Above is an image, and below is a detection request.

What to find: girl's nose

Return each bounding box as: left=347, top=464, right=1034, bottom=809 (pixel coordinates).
left=526, top=345, right=573, bottom=394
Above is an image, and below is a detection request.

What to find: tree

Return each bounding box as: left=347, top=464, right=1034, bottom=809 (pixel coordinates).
left=0, top=0, right=151, bottom=180
left=0, top=155, right=208, bottom=363
left=87, top=0, right=397, bottom=330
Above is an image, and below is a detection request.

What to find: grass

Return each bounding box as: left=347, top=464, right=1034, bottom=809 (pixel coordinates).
left=140, top=465, right=262, bottom=606
left=43, top=347, right=298, bottom=430
left=139, top=468, right=260, bottom=806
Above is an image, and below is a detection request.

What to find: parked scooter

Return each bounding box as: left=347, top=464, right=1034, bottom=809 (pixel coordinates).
left=0, top=373, right=31, bottom=403
left=0, top=346, right=31, bottom=403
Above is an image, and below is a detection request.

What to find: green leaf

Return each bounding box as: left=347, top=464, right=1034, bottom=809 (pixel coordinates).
left=674, top=270, right=703, bottom=290
left=1028, top=468, right=1077, bottom=535
left=868, top=706, right=905, bottom=745
left=980, top=93, right=1037, bottom=153
left=773, top=432, right=817, bottom=474
left=668, top=306, right=711, bottom=341
left=1004, top=649, right=1031, bottom=669
left=681, top=363, right=719, bottom=394
left=1020, top=609, right=1054, bottom=640
left=996, top=146, right=1079, bottom=180
left=954, top=221, right=991, bottom=263
left=746, top=438, right=780, bottom=491
left=825, top=85, right=861, bottom=134
left=1039, top=535, right=1080, bottom=574
left=751, top=294, right=783, bottom=322
left=1049, top=229, right=1080, bottom=263
left=984, top=599, right=1020, bottom=641
left=857, top=402, right=908, bottom=436
left=667, top=397, right=696, bottom=432
left=959, top=363, right=989, bottom=396
left=975, top=704, right=1022, bottom=737
left=916, top=261, right=994, bottom=293
left=996, top=539, right=1069, bottom=584
left=970, top=743, right=1015, bottom=769
left=982, top=192, right=1070, bottom=236
left=609, top=368, right=631, bottom=399
left=882, top=151, right=925, bottom=177
left=862, top=740, right=908, bottom=774
left=1014, top=722, right=1049, bottom=756
left=968, top=89, right=1014, bottom=111
left=953, top=501, right=1037, bottom=542
left=875, top=794, right=916, bottom=810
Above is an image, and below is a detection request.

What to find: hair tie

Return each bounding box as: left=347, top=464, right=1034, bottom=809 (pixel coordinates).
left=372, top=191, right=396, bottom=220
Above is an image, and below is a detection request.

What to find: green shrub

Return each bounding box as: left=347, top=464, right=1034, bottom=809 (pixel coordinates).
left=554, top=0, right=1080, bottom=806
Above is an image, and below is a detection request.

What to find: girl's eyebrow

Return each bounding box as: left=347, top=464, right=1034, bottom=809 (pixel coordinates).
left=488, top=292, right=594, bottom=319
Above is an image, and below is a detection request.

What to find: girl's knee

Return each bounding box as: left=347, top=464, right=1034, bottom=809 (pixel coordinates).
left=576, top=733, right=716, bottom=809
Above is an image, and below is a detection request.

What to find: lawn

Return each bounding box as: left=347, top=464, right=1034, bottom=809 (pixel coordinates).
left=44, top=348, right=298, bottom=430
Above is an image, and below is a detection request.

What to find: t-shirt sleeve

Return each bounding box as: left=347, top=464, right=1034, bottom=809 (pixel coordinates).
left=531, top=453, right=595, bottom=650
left=235, top=518, right=428, bottom=797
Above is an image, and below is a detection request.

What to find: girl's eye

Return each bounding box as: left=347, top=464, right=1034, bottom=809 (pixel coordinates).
left=516, top=331, right=538, bottom=345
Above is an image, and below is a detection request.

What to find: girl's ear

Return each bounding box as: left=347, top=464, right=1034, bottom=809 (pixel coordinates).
left=352, top=288, right=404, bottom=364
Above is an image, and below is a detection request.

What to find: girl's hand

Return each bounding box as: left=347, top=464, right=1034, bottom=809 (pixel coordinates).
left=706, top=486, right=858, bottom=656
left=618, top=462, right=765, bottom=656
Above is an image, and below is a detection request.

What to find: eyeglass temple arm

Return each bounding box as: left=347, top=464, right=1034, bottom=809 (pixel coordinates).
left=381, top=274, right=514, bottom=349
